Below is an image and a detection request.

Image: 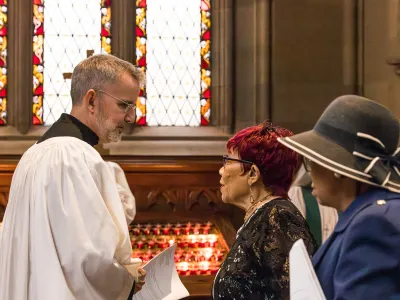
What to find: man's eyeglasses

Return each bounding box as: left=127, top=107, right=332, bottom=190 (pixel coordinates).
left=222, top=155, right=253, bottom=167
left=95, top=89, right=137, bottom=116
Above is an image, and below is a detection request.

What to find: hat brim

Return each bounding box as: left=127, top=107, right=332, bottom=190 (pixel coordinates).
left=278, top=130, right=400, bottom=193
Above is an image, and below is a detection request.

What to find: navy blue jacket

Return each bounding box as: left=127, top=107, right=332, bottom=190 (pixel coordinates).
left=312, top=188, right=400, bottom=300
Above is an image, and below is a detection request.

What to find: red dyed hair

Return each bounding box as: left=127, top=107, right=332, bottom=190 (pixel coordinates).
left=227, top=121, right=300, bottom=198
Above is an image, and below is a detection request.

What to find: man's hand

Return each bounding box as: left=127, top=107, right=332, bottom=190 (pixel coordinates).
left=133, top=268, right=146, bottom=294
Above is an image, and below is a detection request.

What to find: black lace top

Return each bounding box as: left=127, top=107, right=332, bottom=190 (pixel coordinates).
left=212, top=198, right=317, bottom=300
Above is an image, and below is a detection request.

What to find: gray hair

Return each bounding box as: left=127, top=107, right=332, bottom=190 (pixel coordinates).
left=70, top=54, right=145, bottom=105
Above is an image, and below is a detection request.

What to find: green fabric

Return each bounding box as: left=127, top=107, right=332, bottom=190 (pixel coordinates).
left=301, top=187, right=322, bottom=246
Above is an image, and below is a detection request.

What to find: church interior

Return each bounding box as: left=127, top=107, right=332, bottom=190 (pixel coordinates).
left=0, top=0, right=399, bottom=299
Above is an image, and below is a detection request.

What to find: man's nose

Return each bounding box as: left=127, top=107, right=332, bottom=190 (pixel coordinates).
left=125, top=108, right=137, bottom=124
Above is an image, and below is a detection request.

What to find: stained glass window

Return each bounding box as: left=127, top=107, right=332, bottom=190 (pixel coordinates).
left=32, top=0, right=111, bottom=125
left=136, top=0, right=211, bottom=126
left=0, top=0, right=7, bottom=125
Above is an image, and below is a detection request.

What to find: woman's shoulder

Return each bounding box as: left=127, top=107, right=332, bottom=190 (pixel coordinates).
left=257, top=198, right=304, bottom=219
left=243, top=198, right=307, bottom=234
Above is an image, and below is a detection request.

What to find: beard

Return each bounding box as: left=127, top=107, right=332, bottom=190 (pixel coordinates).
left=95, top=108, right=123, bottom=143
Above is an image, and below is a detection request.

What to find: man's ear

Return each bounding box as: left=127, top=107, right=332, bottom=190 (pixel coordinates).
left=84, top=89, right=97, bottom=113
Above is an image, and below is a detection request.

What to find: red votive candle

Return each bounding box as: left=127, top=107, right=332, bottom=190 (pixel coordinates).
left=152, top=227, right=161, bottom=235
left=199, top=237, right=207, bottom=247
left=189, top=236, right=198, bottom=248
left=132, top=227, right=140, bottom=236
left=183, top=227, right=190, bottom=235
left=137, top=240, right=144, bottom=249
left=173, top=227, right=181, bottom=235
left=148, top=240, right=155, bottom=249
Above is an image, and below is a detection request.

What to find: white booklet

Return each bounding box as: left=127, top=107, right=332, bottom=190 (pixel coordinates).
left=289, top=239, right=326, bottom=300
left=131, top=244, right=190, bottom=300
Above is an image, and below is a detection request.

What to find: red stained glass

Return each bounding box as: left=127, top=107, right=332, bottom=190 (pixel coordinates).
left=201, top=59, right=208, bottom=69
left=137, top=0, right=146, bottom=8
left=102, top=0, right=111, bottom=6
left=201, top=0, right=210, bottom=11
left=136, top=26, right=144, bottom=37
left=137, top=56, right=146, bottom=67
left=32, top=115, right=41, bottom=125
left=101, top=27, right=110, bottom=37
left=0, top=0, right=7, bottom=125
left=35, top=25, right=43, bottom=35
left=137, top=116, right=146, bottom=125
left=34, top=85, right=43, bottom=96
left=203, top=30, right=210, bottom=40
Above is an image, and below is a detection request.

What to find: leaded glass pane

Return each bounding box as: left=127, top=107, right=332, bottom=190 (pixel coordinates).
left=135, top=0, right=211, bottom=126
left=32, top=0, right=111, bottom=125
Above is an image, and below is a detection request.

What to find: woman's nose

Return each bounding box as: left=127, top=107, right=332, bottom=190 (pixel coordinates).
left=219, top=166, right=224, bottom=176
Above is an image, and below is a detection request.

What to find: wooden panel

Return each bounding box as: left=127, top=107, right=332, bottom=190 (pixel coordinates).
left=0, top=156, right=240, bottom=299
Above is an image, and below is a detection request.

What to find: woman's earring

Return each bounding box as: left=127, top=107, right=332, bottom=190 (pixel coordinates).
left=311, top=182, right=315, bottom=188
left=249, top=185, right=254, bottom=204
left=334, top=173, right=342, bottom=179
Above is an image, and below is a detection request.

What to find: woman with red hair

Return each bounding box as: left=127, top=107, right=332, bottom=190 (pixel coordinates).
left=212, top=122, right=316, bottom=300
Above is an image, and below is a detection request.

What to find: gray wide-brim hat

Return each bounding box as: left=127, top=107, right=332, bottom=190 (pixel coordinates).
left=278, top=95, right=400, bottom=193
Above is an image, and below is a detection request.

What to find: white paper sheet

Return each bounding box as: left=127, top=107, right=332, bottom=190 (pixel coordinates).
left=289, top=239, right=326, bottom=300
left=131, top=244, right=190, bottom=300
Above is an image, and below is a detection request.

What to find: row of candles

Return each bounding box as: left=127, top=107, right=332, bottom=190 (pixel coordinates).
left=132, top=247, right=226, bottom=263
left=132, top=249, right=224, bottom=275
left=131, top=234, right=219, bottom=250
left=176, top=261, right=220, bottom=275
left=129, top=222, right=214, bottom=236
left=130, top=222, right=226, bottom=275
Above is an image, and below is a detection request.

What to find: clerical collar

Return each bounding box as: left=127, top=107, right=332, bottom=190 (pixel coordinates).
left=64, top=114, right=99, bottom=146
left=37, top=113, right=99, bottom=147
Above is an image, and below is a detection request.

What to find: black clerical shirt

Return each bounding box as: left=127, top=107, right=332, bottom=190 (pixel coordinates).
left=37, top=113, right=99, bottom=146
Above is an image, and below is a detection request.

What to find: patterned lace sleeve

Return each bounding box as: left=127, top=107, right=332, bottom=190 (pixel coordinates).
left=250, top=203, right=317, bottom=299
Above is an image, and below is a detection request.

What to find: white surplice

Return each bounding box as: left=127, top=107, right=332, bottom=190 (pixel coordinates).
left=0, top=137, right=138, bottom=300
left=106, top=161, right=136, bottom=225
